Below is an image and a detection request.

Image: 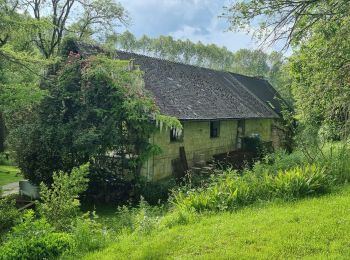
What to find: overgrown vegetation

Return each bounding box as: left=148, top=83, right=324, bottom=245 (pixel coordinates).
left=2, top=0, right=350, bottom=258
left=172, top=164, right=332, bottom=212
left=14, top=50, right=182, bottom=202
left=84, top=186, right=350, bottom=259
left=1, top=143, right=350, bottom=258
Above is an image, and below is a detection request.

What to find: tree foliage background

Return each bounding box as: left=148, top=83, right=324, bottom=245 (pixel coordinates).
left=224, top=0, right=350, bottom=141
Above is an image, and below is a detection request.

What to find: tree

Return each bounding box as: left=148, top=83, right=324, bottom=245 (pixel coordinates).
left=0, top=0, right=47, bottom=153
left=68, top=0, right=128, bottom=42
left=289, top=18, right=350, bottom=138
left=222, top=0, right=350, bottom=48
left=117, top=30, right=137, bottom=52
left=20, top=0, right=127, bottom=58
left=16, top=45, right=181, bottom=202
left=231, top=49, right=269, bottom=76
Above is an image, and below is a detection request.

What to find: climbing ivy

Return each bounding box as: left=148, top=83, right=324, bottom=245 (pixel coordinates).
left=15, top=50, right=182, bottom=195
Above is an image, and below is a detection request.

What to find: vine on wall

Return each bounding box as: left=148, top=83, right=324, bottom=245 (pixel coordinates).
left=16, top=49, right=182, bottom=191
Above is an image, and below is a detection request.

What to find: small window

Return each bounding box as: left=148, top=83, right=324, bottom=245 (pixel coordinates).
left=210, top=121, right=220, bottom=138
left=170, top=128, right=183, bottom=142
left=237, top=119, right=245, bottom=135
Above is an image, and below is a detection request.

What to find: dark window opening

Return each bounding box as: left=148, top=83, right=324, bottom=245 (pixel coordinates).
left=170, top=128, right=183, bottom=142
left=237, top=119, right=245, bottom=149
left=237, top=119, right=245, bottom=135
left=210, top=121, right=220, bottom=138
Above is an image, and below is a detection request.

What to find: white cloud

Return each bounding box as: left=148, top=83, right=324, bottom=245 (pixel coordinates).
left=118, top=0, right=286, bottom=53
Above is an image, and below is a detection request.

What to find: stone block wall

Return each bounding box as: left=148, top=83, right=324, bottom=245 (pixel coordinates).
left=141, top=118, right=274, bottom=180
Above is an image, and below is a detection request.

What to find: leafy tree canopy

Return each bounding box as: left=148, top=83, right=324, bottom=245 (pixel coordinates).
left=223, top=0, right=350, bottom=140
left=222, top=0, right=350, bottom=48
left=15, top=49, right=181, bottom=191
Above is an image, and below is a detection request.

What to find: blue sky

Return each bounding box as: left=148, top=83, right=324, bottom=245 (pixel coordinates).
left=118, top=0, right=259, bottom=52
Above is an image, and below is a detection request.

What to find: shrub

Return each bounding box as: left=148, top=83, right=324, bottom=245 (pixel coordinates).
left=171, top=164, right=332, bottom=212
left=159, top=207, right=198, bottom=228
left=0, top=198, right=21, bottom=236
left=38, top=164, right=89, bottom=231
left=136, top=177, right=177, bottom=205
left=110, top=198, right=164, bottom=235
left=252, top=149, right=307, bottom=175
left=0, top=211, right=73, bottom=260
left=272, top=164, right=332, bottom=199
left=69, top=213, right=110, bottom=254
left=320, top=143, right=350, bottom=183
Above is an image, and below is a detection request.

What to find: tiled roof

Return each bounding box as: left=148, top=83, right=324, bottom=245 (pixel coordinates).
left=70, top=41, right=281, bottom=120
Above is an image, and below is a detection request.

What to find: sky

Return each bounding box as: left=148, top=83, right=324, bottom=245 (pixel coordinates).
left=118, top=0, right=260, bottom=52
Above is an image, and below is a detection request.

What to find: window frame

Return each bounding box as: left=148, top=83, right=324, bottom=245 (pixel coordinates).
left=210, top=121, right=220, bottom=138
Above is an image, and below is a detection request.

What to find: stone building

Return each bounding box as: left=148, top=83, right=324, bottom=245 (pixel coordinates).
left=71, top=41, right=286, bottom=181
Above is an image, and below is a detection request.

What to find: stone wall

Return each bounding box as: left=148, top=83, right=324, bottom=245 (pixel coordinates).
left=141, top=118, right=274, bottom=180
left=245, top=119, right=273, bottom=142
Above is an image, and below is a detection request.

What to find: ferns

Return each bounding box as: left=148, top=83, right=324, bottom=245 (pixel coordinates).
left=172, top=164, right=333, bottom=212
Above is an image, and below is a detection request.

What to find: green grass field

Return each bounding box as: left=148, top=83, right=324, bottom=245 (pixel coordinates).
left=85, top=185, right=350, bottom=259
left=0, top=165, right=22, bottom=186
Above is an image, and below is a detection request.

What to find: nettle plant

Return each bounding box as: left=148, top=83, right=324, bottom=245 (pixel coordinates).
left=17, top=50, right=182, bottom=199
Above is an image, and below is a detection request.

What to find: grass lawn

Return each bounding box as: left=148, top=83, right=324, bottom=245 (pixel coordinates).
left=85, top=185, right=350, bottom=259
left=0, top=165, right=22, bottom=186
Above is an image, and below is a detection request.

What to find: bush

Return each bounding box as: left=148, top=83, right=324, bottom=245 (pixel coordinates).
left=38, top=164, right=89, bottom=231
left=252, top=149, right=307, bottom=175
left=69, top=213, right=110, bottom=254
left=136, top=177, right=177, bottom=205
left=320, top=143, right=350, bottom=183
left=272, top=164, right=332, bottom=199
left=0, top=211, right=72, bottom=260
left=0, top=198, right=21, bottom=236
left=171, top=164, right=332, bottom=212
left=109, top=198, right=164, bottom=235
left=159, top=207, right=198, bottom=228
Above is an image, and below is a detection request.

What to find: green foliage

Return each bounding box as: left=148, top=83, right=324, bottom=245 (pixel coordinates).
left=15, top=49, right=181, bottom=201
left=224, top=0, right=350, bottom=140
left=38, top=164, right=89, bottom=231
left=223, top=0, right=349, bottom=47
left=289, top=18, right=350, bottom=135
left=252, top=149, right=306, bottom=175
left=83, top=186, right=350, bottom=259
left=0, top=165, right=22, bottom=186
left=16, top=53, right=155, bottom=185
left=0, top=198, right=21, bottom=236
left=136, top=178, right=177, bottom=205
left=319, top=143, right=350, bottom=184
left=172, top=164, right=332, bottom=212
left=0, top=152, right=15, bottom=166
left=0, top=211, right=73, bottom=260
left=69, top=214, right=110, bottom=255
left=109, top=198, right=164, bottom=234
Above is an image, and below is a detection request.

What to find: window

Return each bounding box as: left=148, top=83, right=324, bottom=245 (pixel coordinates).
left=210, top=121, right=220, bottom=138
left=237, top=120, right=245, bottom=149
left=237, top=119, right=245, bottom=135
left=170, top=128, right=183, bottom=142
